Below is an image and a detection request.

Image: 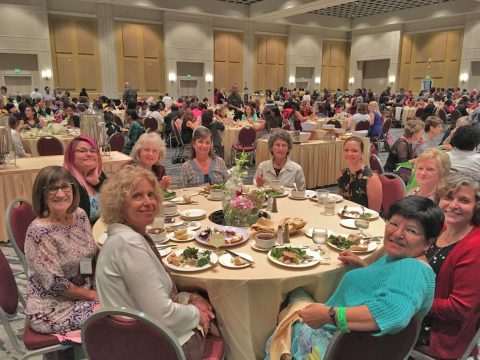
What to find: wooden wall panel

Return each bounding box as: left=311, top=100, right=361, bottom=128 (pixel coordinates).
left=321, top=40, right=349, bottom=91
left=398, top=29, right=463, bottom=91
left=254, top=35, right=286, bottom=92
left=257, top=37, right=266, bottom=64
left=115, top=22, right=165, bottom=96
left=214, top=31, right=243, bottom=91
left=256, top=64, right=266, bottom=91
left=277, top=65, right=285, bottom=87
left=49, top=16, right=101, bottom=94
left=266, top=38, right=278, bottom=65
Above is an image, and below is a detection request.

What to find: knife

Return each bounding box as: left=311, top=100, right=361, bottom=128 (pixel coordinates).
left=224, top=249, right=255, bottom=264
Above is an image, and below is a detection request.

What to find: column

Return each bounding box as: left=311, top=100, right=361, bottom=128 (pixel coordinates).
left=243, top=22, right=254, bottom=95
left=34, top=0, right=54, bottom=90
left=96, top=4, right=118, bottom=98
left=460, top=14, right=480, bottom=90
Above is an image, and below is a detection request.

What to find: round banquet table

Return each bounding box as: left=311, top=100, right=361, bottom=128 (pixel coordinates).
left=92, top=189, right=385, bottom=360
left=21, top=134, right=75, bottom=156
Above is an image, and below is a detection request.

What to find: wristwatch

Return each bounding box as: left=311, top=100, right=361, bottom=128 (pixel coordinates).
left=328, top=306, right=337, bottom=326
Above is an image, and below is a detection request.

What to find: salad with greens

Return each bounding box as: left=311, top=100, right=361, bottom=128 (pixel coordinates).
left=270, top=247, right=314, bottom=265
left=167, top=247, right=212, bottom=268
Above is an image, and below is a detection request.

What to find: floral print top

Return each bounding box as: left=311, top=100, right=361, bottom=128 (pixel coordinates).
left=337, top=166, right=373, bottom=208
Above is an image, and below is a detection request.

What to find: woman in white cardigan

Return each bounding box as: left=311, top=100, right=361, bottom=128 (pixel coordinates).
left=96, top=164, right=218, bottom=359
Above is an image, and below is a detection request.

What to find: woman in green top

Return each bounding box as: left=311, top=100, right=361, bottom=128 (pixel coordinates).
left=123, top=110, right=145, bottom=155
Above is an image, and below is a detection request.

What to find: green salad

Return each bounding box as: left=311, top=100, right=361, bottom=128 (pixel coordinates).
left=327, top=234, right=356, bottom=249
left=264, top=189, right=283, bottom=197
left=163, top=189, right=176, bottom=199
left=167, top=247, right=212, bottom=268
left=270, top=247, right=313, bottom=264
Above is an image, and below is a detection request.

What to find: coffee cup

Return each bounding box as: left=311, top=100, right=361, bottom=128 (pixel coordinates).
left=291, top=189, right=305, bottom=199
left=163, top=203, right=178, bottom=216
left=254, top=232, right=277, bottom=249
left=147, top=227, right=166, bottom=242
left=210, top=189, right=225, bottom=200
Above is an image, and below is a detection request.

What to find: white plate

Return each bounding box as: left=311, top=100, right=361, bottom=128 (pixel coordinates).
left=337, top=207, right=379, bottom=220
left=304, top=228, right=335, bottom=238
left=267, top=246, right=321, bottom=268
left=251, top=242, right=275, bottom=252
left=207, top=194, right=224, bottom=201
left=288, top=190, right=315, bottom=200
left=167, top=231, right=196, bottom=242
left=327, top=239, right=378, bottom=253
left=163, top=249, right=218, bottom=272
left=98, top=233, right=108, bottom=245
left=264, top=188, right=288, bottom=198
left=340, top=219, right=358, bottom=229
left=179, top=209, right=207, bottom=220
left=155, top=246, right=173, bottom=257
left=164, top=211, right=180, bottom=217
left=307, top=193, right=344, bottom=203
left=219, top=252, right=254, bottom=268
left=288, top=194, right=308, bottom=200
left=195, top=226, right=250, bottom=248
left=169, top=197, right=197, bottom=205
left=169, top=221, right=201, bottom=231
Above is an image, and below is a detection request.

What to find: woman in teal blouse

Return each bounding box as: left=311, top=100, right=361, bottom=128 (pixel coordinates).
left=265, top=196, right=444, bottom=360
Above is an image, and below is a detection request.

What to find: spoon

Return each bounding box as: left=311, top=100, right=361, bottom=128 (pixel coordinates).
left=293, top=182, right=298, bottom=192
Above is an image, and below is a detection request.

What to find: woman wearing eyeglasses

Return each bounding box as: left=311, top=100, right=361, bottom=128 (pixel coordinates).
left=64, top=135, right=106, bottom=224
left=24, top=166, right=98, bottom=336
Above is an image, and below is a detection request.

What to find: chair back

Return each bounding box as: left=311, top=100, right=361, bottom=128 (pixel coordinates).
left=355, top=121, right=370, bottom=131
left=0, top=249, right=19, bottom=316
left=237, top=126, right=256, bottom=146
left=369, top=154, right=384, bottom=174
left=114, top=115, right=123, bottom=126
left=324, top=316, right=420, bottom=360
left=82, top=307, right=186, bottom=360
left=327, top=120, right=342, bottom=128
left=415, top=108, right=423, bottom=119
left=380, top=172, right=406, bottom=216
left=108, top=133, right=126, bottom=152
left=36, top=136, right=64, bottom=156
left=382, top=118, right=392, bottom=135
left=450, top=109, right=462, bottom=124
left=172, top=120, right=184, bottom=146
left=6, top=199, right=35, bottom=274
left=144, top=117, right=158, bottom=132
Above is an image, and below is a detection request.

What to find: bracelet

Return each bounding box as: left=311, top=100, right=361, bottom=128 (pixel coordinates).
left=337, top=307, right=350, bottom=333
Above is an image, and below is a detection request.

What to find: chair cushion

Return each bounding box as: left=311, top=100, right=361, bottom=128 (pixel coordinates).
left=24, top=320, right=61, bottom=350
left=202, top=335, right=225, bottom=360
left=232, top=144, right=255, bottom=151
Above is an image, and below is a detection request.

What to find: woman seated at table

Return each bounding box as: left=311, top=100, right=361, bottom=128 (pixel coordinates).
left=201, top=109, right=225, bottom=158
left=25, top=166, right=98, bottom=335
left=64, top=135, right=106, bottom=224
left=416, top=173, right=480, bottom=360
left=241, top=103, right=258, bottom=124
left=96, top=165, right=217, bottom=359
left=254, top=130, right=306, bottom=189
left=123, top=110, right=145, bottom=155
left=9, top=115, right=28, bottom=157
left=407, top=148, right=450, bottom=201
left=265, top=196, right=442, bottom=360
left=415, top=116, right=444, bottom=155
left=367, top=101, right=382, bottom=138
left=63, top=103, right=80, bottom=128
left=447, top=125, right=480, bottom=176
left=384, top=119, right=425, bottom=174
left=130, top=132, right=172, bottom=188
left=349, top=103, right=370, bottom=130
left=181, top=108, right=197, bottom=145
left=293, top=100, right=315, bottom=130
left=337, top=136, right=382, bottom=212
left=181, top=126, right=229, bottom=188
left=23, top=105, right=42, bottom=129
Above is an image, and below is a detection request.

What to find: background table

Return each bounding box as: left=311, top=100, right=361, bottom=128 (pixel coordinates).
left=255, top=137, right=370, bottom=189
left=220, top=126, right=242, bottom=165
left=93, top=190, right=385, bottom=359
left=0, top=151, right=131, bottom=241
left=402, top=106, right=416, bottom=126
left=21, top=134, right=74, bottom=156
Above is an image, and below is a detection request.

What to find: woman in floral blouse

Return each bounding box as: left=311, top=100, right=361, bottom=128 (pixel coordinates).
left=337, top=136, right=382, bottom=212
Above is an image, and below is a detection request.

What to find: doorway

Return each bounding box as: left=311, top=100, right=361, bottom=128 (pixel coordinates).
left=3, top=75, right=33, bottom=96
left=362, top=59, right=389, bottom=94
left=179, top=79, right=199, bottom=98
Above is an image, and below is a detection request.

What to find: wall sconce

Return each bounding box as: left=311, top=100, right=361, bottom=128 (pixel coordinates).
left=348, top=77, right=355, bottom=85
left=205, top=74, right=213, bottom=83
left=388, top=75, right=396, bottom=84
left=314, top=76, right=320, bottom=84
left=41, top=69, right=52, bottom=80
left=288, top=76, right=295, bottom=84
left=168, top=72, right=177, bottom=82
left=459, top=73, right=469, bottom=83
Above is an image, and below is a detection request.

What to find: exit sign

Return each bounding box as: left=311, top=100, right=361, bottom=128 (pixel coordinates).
left=14, top=68, right=21, bottom=73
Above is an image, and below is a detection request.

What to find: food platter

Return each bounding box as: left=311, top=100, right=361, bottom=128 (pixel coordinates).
left=337, top=207, right=379, bottom=220
left=267, top=246, right=321, bottom=268
left=163, top=247, right=218, bottom=272
left=195, top=226, right=249, bottom=247
left=326, top=234, right=378, bottom=253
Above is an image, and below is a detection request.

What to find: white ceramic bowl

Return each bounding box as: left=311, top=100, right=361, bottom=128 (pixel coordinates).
left=301, top=122, right=317, bottom=132
left=254, top=233, right=277, bottom=249
left=334, top=128, right=345, bottom=134
left=322, top=124, right=335, bottom=130
left=146, top=227, right=167, bottom=243
left=353, top=130, right=368, bottom=137
left=291, top=189, right=306, bottom=198
left=299, top=132, right=311, bottom=142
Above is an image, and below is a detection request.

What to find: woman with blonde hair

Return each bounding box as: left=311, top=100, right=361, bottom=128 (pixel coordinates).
left=130, top=132, right=171, bottom=188
left=368, top=101, right=382, bottom=138
left=407, top=148, right=450, bottom=201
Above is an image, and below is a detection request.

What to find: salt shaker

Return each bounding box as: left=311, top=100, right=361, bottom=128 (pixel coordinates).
left=277, top=225, right=283, bottom=246
left=267, top=196, right=273, bottom=211
left=271, top=196, right=278, bottom=213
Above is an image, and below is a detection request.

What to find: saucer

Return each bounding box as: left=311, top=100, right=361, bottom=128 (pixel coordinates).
left=164, top=211, right=180, bottom=217
left=251, top=242, right=276, bottom=252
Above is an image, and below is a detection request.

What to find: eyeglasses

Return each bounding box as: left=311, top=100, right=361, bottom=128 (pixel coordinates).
left=44, top=183, right=73, bottom=195
left=75, top=148, right=98, bottom=154
left=386, top=219, right=424, bottom=238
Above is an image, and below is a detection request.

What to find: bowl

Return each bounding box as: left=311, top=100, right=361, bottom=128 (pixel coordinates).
left=147, top=227, right=166, bottom=242
left=352, top=130, right=368, bottom=137
left=210, top=189, right=226, bottom=200
left=299, top=132, right=311, bottom=142
left=291, top=189, right=306, bottom=198
left=301, top=122, right=317, bottom=132
left=322, top=124, right=335, bottom=130
left=254, top=232, right=277, bottom=249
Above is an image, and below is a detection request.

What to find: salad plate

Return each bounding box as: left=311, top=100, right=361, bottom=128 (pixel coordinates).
left=167, top=230, right=196, bottom=242
left=307, top=193, right=343, bottom=203
left=326, top=234, right=378, bottom=253
left=164, top=247, right=218, bottom=272
left=219, top=252, right=254, bottom=268
left=267, top=246, right=321, bottom=268
left=195, top=226, right=249, bottom=247
left=337, top=207, right=379, bottom=220
left=180, top=209, right=207, bottom=220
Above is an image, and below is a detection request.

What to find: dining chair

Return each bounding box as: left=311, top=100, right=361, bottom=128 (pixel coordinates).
left=379, top=172, right=406, bottom=217
left=114, top=115, right=123, bottom=127
left=327, top=120, right=342, bottom=129
left=82, top=307, right=225, bottom=360
left=0, top=249, right=72, bottom=360
left=144, top=117, right=159, bottom=133
left=231, top=126, right=256, bottom=165
left=323, top=316, right=420, bottom=360
left=355, top=120, right=370, bottom=131
left=172, top=119, right=191, bottom=163
left=36, top=136, right=64, bottom=156
left=108, top=132, right=126, bottom=152
left=5, top=198, right=35, bottom=275
left=369, top=154, right=384, bottom=175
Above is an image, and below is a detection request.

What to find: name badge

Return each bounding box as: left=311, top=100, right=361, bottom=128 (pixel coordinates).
left=80, top=257, right=93, bottom=275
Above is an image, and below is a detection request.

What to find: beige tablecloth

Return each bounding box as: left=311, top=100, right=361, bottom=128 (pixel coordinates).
left=92, top=192, right=385, bottom=360
left=21, top=134, right=74, bottom=157
left=220, top=126, right=243, bottom=165
left=256, top=137, right=369, bottom=189
left=0, top=151, right=131, bottom=241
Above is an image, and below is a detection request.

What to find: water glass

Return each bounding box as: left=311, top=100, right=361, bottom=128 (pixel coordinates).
left=312, top=228, right=328, bottom=246
left=316, top=189, right=329, bottom=207
left=324, top=198, right=336, bottom=216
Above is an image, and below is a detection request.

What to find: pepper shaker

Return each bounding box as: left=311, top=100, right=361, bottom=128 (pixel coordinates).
left=271, top=196, right=278, bottom=213
left=283, top=223, right=290, bottom=243
left=276, top=225, right=283, bottom=246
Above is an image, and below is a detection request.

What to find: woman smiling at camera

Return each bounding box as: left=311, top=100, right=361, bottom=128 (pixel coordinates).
left=25, top=166, right=98, bottom=335
left=96, top=165, right=220, bottom=359
left=264, top=196, right=442, bottom=360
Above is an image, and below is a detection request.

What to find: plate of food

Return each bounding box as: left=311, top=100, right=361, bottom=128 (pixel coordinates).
left=339, top=219, right=358, bottom=229
left=251, top=217, right=307, bottom=235
left=219, top=252, right=254, bottom=268
left=167, top=229, right=196, bottom=242
left=195, top=226, right=249, bottom=247
left=337, top=207, right=379, bottom=220
left=268, top=246, right=321, bottom=268
left=307, top=193, right=344, bottom=203
left=264, top=188, right=288, bottom=198
left=164, top=247, right=217, bottom=272
left=166, top=221, right=201, bottom=232
left=202, top=183, right=226, bottom=193
left=326, top=233, right=377, bottom=253
left=180, top=209, right=207, bottom=220
left=163, top=189, right=176, bottom=200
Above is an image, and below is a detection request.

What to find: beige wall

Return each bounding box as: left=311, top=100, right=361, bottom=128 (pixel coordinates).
left=214, top=31, right=243, bottom=91
left=321, top=40, right=350, bottom=91
left=254, top=35, right=286, bottom=92
left=399, top=29, right=463, bottom=91
left=115, top=22, right=165, bottom=97
left=49, top=16, right=101, bottom=95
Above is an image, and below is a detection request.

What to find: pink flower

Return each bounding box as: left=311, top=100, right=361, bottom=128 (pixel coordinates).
left=230, top=196, right=254, bottom=210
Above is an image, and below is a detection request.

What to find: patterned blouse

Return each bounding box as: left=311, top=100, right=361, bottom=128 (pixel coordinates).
left=337, top=166, right=373, bottom=208
left=24, top=208, right=97, bottom=334
left=181, top=156, right=229, bottom=188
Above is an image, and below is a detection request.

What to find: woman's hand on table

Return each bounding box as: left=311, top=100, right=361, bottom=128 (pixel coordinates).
left=338, top=250, right=367, bottom=268
left=299, top=303, right=328, bottom=329
left=160, top=175, right=172, bottom=188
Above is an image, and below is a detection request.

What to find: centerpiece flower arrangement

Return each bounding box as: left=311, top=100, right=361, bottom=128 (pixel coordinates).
left=223, top=152, right=264, bottom=226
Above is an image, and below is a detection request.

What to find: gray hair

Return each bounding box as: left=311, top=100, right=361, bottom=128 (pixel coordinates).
left=130, top=132, right=166, bottom=165
left=190, top=126, right=216, bottom=159
left=268, top=130, right=293, bottom=156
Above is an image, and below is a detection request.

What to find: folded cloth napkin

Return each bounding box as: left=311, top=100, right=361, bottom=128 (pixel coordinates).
left=269, top=300, right=312, bottom=360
